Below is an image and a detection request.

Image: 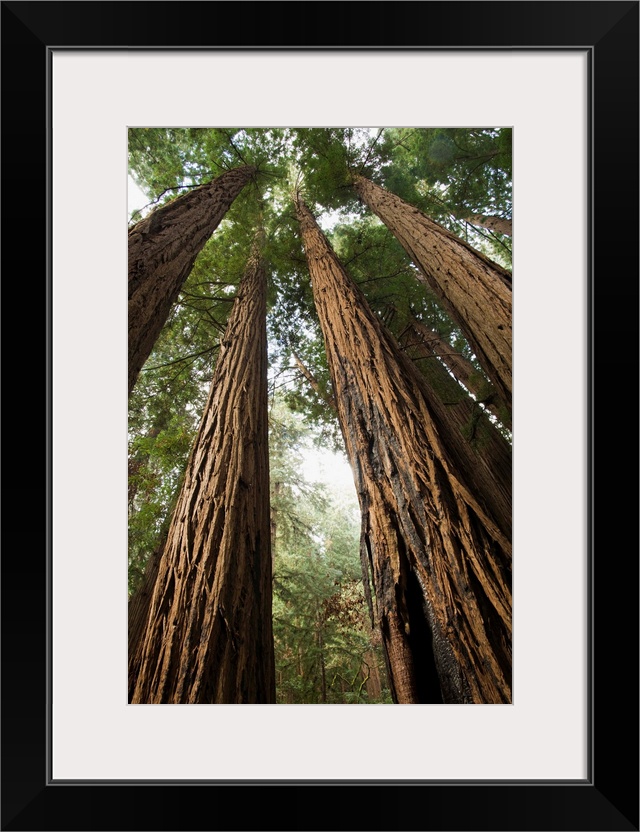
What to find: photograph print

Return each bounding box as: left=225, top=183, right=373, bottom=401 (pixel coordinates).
left=127, top=127, right=512, bottom=705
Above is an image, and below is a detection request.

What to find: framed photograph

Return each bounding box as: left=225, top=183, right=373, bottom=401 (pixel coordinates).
left=4, top=1, right=637, bottom=829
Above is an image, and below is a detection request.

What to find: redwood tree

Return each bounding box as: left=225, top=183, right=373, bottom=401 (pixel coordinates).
left=295, top=195, right=512, bottom=704
left=354, top=175, right=512, bottom=418
left=128, top=165, right=255, bottom=395
left=129, top=235, right=275, bottom=704
left=399, top=319, right=511, bottom=431
left=466, top=214, right=512, bottom=237
left=128, top=542, right=163, bottom=688
left=397, top=325, right=512, bottom=540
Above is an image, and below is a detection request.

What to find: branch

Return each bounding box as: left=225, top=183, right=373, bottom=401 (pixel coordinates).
left=220, top=130, right=249, bottom=166
left=291, top=352, right=337, bottom=411
left=357, top=672, right=370, bottom=699
left=128, top=182, right=205, bottom=223
left=356, top=268, right=410, bottom=285
left=463, top=221, right=513, bottom=256
left=356, top=128, right=384, bottom=178
left=180, top=289, right=237, bottom=304
left=141, top=345, right=219, bottom=372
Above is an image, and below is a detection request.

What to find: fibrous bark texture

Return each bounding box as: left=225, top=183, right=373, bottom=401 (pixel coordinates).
left=466, top=214, right=512, bottom=237
left=354, top=175, right=512, bottom=419
left=128, top=543, right=163, bottom=692
left=296, top=196, right=511, bottom=704
left=128, top=165, right=255, bottom=395
left=400, top=320, right=511, bottom=431
left=129, top=238, right=275, bottom=704
left=398, top=326, right=512, bottom=543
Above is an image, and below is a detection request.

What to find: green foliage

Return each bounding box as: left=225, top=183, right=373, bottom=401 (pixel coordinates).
left=128, top=411, right=195, bottom=595
left=128, top=127, right=512, bottom=443
left=291, top=128, right=360, bottom=213
left=269, top=398, right=391, bottom=704
left=378, top=127, right=512, bottom=268
left=379, top=127, right=512, bottom=216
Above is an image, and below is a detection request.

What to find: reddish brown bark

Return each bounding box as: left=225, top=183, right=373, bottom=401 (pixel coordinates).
left=129, top=236, right=275, bottom=704
left=354, top=175, right=512, bottom=419
left=398, top=326, right=512, bottom=542
left=400, top=320, right=511, bottom=431
left=296, top=196, right=511, bottom=704
left=128, top=165, right=255, bottom=395
left=128, top=544, right=163, bottom=693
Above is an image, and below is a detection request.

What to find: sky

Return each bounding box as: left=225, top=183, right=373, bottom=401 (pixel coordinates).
left=128, top=175, right=149, bottom=218
left=300, top=443, right=356, bottom=495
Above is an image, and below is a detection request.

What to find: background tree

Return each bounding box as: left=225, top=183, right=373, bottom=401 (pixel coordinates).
left=354, top=175, right=512, bottom=419
left=269, top=398, right=391, bottom=704
left=377, top=127, right=512, bottom=268
left=398, top=320, right=509, bottom=430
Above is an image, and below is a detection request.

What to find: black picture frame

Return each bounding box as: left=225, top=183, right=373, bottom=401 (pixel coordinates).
left=3, top=2, right=638, bottom=830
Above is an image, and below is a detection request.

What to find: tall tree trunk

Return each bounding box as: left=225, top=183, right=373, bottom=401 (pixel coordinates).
left=291, top=351, right=337, bottom=410
left=128, top=543, right=163, bottom=695
left=129, top=234, right=275, bottom=704
left=270, top=479, right=282, bottom=576
left=399, top=320, right=511, bottom=431
left=362, top=648, right=383, bottom=700
left=128, top=165, right=255, bottom=395
left=466, top=214, right=512, bottom=237
left=295, top=196, right=511, bottom=704
left=354, top=175, right=512, bottom=419
left=397, top=326, right=512, bottom=542
left=293, top=319, right=511, bottom=541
